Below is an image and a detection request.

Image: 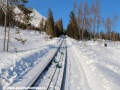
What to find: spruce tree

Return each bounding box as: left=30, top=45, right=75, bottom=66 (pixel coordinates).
left=54, top=23, right=59, bottom=37
left=39, top=18, right=44, bottom=32
left=67, top=11, right=79, bottom=40
left=55, top=19, right=63, bottom=37
left=46, top=9, right=56, bottom=38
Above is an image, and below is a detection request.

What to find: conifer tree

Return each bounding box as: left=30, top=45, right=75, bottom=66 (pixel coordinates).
left=46, top=9, right=56, bottom=38
left=54, top=23, right=59, bottom=37
left=39, top=18, right=44, bottom=32
left=55, top=19, right=63, bottom=37
left=67, top=11, right=79, bottom=40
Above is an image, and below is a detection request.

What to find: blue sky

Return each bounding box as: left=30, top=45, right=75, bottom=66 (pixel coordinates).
left=26, top=0, right=120, bottom=32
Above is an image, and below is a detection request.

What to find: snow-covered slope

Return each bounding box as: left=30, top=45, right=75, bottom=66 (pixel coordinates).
left=67, top=38, right=120, bottom=90
left=30, top=8, right=47, bottom=27
left=13, top=6, right=21, bottom=14
left=13, top=6, right=47, bottom=27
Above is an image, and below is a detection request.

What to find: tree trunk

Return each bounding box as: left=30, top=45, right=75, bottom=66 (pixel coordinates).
left=3, top=0, right=8, bottom=51
left=7, top=21, right=10, bottom=51
left=3, top=13, right=7, bottom=51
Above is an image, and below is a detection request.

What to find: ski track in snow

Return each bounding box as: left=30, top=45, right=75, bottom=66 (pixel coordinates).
left=68, top=38, right=120, bottom=90
left=67, top=39, right=90, bottom=90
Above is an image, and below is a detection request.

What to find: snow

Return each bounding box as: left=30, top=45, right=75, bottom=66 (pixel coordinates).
left=10, top=39, right=62, bottom=88
left=13, top=6, right=47, bottom=27
left=0, top=26, right=120, bottom=90
left=66, top=37, right=120, bottom=90
left=30, top=9, right=47, bottom=27
left=66, top=38, right=90, bottom=90
left=37, top=40, right=66, bottom=89
left=0, top=27, right=61, bottom=89
left=13, top=6, right=21, bottom=14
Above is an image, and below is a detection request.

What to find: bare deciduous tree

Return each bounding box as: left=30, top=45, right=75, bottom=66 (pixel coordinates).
left=89, top=18, right=93, bottom=39
left=112, top=13, right=118, bottom=41
left=77, top=2, right=83, bottom=39
left=91, top=0, right=100, bottom=40
left=73, top=0, right=77, bottom=15
left=105, top=17, right=112, bottom=40
left=97, top=15, right=101, bottom=39
left=81, top=1, right=90, bottom=40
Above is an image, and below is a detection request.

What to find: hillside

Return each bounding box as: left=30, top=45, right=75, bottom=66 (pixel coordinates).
left=13, top=6, right=47, bottom=28
left=30, top=8, right=47, bottom=27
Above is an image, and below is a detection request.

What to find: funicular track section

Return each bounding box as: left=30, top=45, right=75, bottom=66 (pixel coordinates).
left=29, top=37, right=67, bottom=90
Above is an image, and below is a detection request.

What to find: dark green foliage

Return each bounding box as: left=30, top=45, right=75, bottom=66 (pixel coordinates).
left=83, top=30, right=90, bottom=40
left=67, top=11, right=80, bottom=40
left=54, top=24, right=59, bottom=37
left=18, top=4, right=32, bottom=25
left=18, top=4, right=32, bottom=15
left=67, top=23, right=74, bottom=38
left=0, top=0, right=31, bottom=28
left=7, top=6, right=15, bottom=27
left=39, top=18, right=43, bottom=31
left=15, top=21, right=27, bottom=29
left=9, top=0, right=29, bottom=6
left=20, top=0, right=28, bottom=3
left=43, top=21, right=47, bottom=32
left=63, top=29, right=67, bottom=35
left=46, top=9, right=56, bottom=38
left=0, top=9, right=5, bottom=26
left=54, top=19, right=63, bottom=37
left=0, top=6, right=14, bottom=27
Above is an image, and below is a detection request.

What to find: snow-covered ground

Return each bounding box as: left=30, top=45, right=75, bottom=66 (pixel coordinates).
left=66, top=38, right=120, bottom=90
left=0, top=27, right=61, bottom=89
left=0, top=26, right=120, bottom=90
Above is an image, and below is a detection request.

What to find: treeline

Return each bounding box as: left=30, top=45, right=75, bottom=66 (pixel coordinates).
left=1, top=0, right=119, bottom=41
left=41, top=9, right=64, bottom=38
left=67, top=0, right=120, bottom=41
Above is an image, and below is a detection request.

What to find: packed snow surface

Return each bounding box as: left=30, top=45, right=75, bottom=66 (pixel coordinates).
left=0, top=26, right=120, bottom=90
left=66, top=38, right=120, bottom=90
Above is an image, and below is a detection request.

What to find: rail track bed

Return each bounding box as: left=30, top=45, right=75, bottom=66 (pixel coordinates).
left=31, top=38, right=67, bottom=90
left=9, top=37, right=67, bottom=90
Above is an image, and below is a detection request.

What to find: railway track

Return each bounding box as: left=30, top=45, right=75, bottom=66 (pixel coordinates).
left=29, top=37, right=67, bottom=90
left=8, top=37, right=67, bottom=90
